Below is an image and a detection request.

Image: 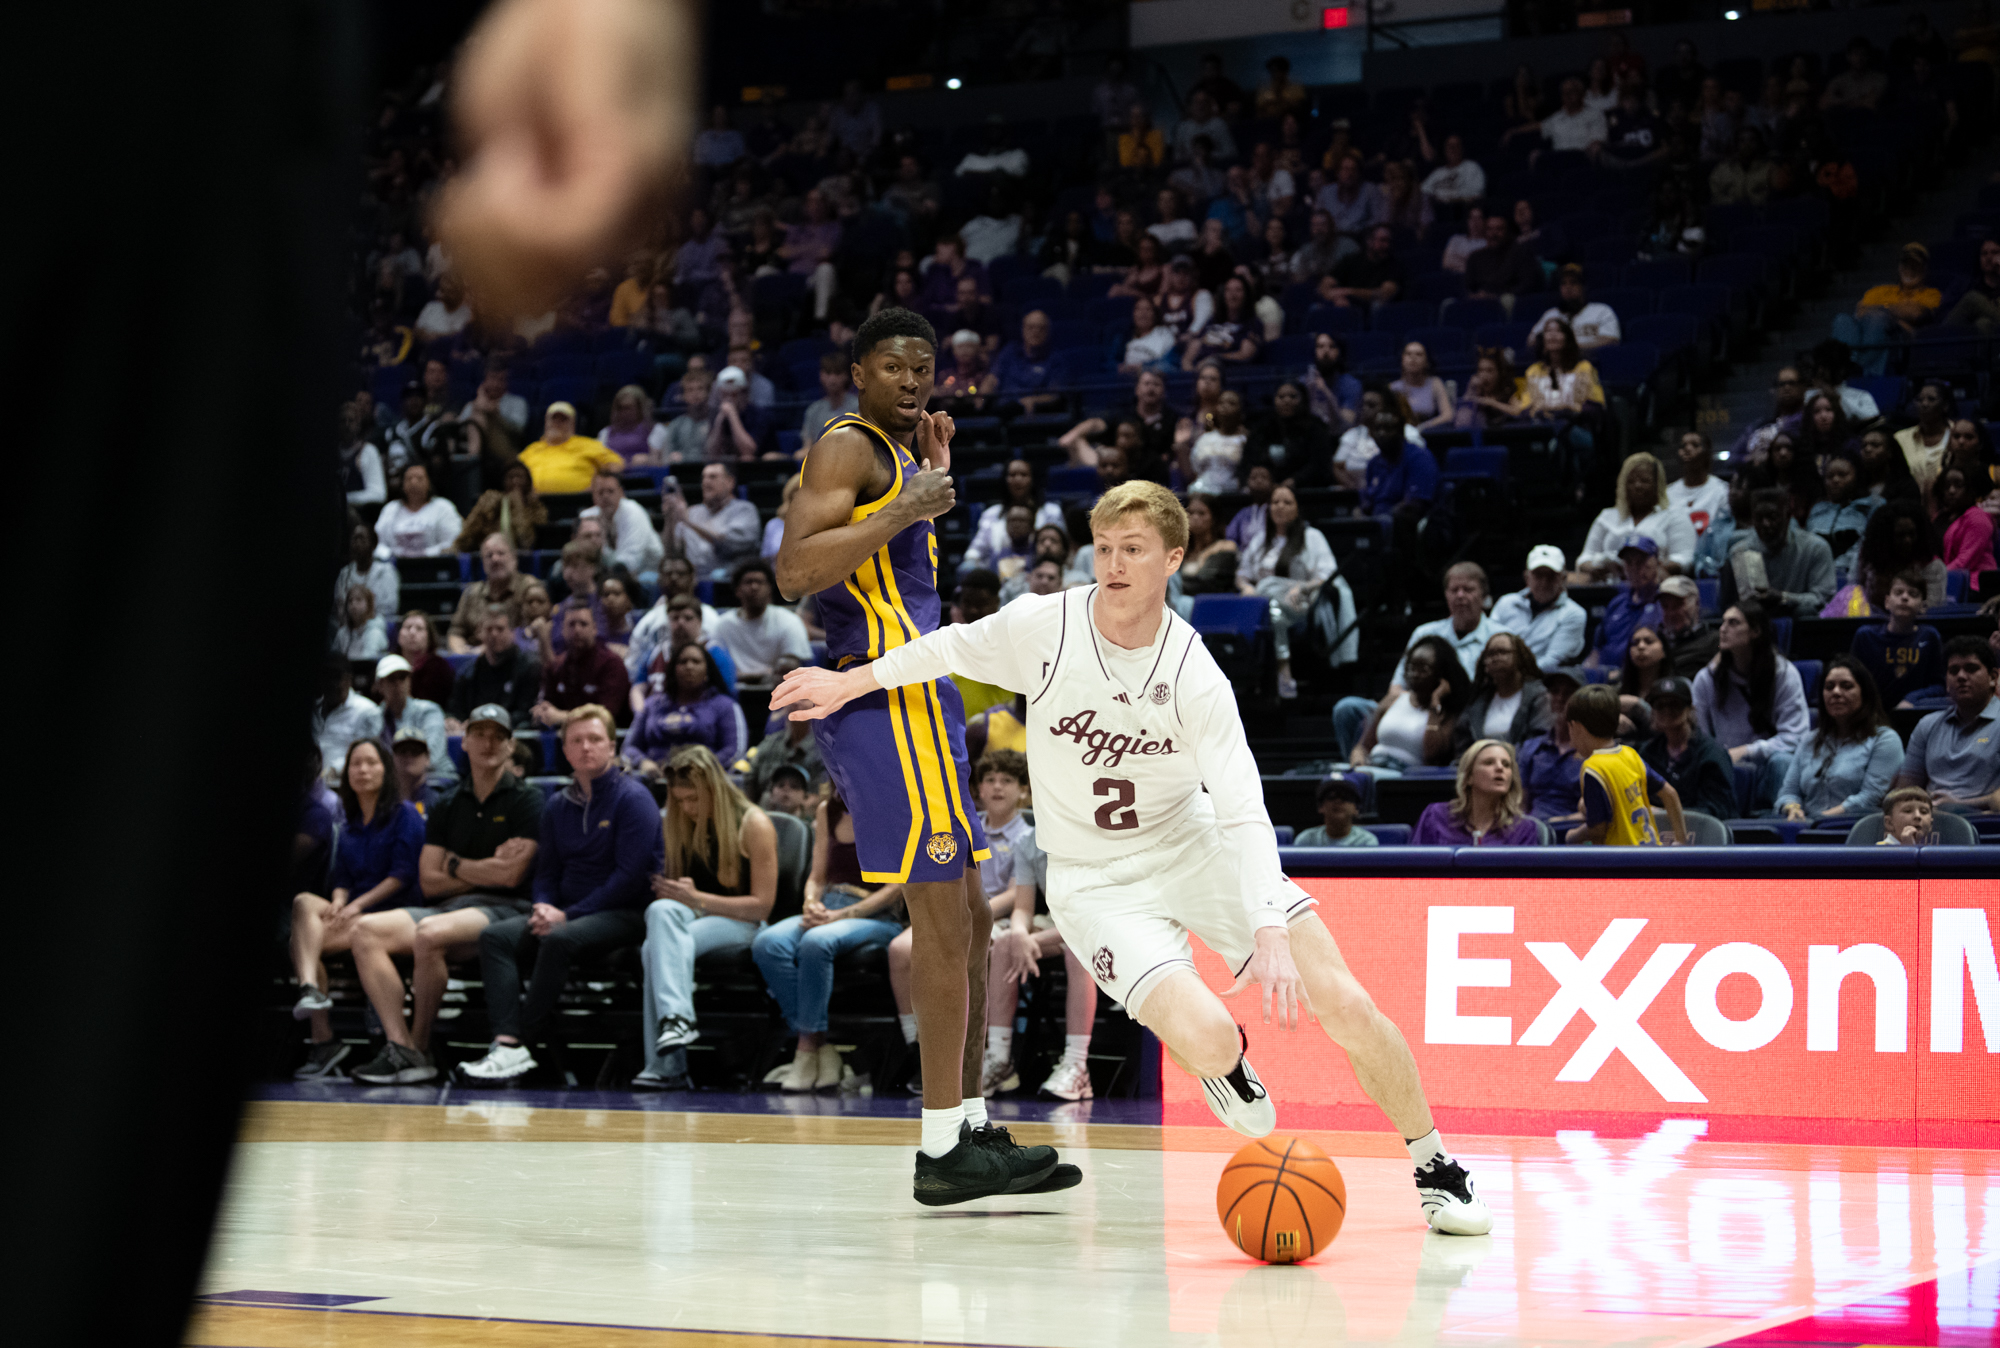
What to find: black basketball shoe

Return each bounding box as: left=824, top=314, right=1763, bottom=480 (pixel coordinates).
left=912, top=1135, right=1027, bottom=1206
left=965, top=1122, right=1070, bottom=1192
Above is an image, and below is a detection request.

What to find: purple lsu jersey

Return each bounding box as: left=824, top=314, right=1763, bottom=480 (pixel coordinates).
left=806, top=413, right=987, bottom=883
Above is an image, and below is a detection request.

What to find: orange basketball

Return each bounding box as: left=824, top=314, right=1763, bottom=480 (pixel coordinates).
left=1215, top=1136, right=1346, bottom=1263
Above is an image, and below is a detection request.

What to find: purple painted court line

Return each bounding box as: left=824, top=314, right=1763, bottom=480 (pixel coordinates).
left=251, top=1081, right=1164, bottom=1126
left=202, top=1290, right=385, bottom=1307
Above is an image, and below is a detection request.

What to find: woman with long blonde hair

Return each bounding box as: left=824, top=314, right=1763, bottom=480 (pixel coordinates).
left=1410, top=740, right=1542, bottom=846
left=635, top=745, right=779, bottom=1090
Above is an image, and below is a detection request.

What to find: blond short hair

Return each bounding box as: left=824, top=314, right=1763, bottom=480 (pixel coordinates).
left=1088, top=480, right=1189, bottom=552
left=562, top=704, right=618, bottom=742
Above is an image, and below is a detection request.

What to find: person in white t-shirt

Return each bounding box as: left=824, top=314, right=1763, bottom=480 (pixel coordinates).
left=1419, top=135, right=1486, bottom=209
left=1667, top=430, right=1730, bottom=537
left=1533, top=266, right=1621, bottom=352
left=1533, top=78, right=1609, bottom=156
left=579, top=468, right=664, bottom=579
left=1333, top=386, right=1423, bottom=489
left=772, top=480, right=1493, bottom=1237
left=372, top=463, right=462, bottom=557
left=710, top=558, right=812, bottom=687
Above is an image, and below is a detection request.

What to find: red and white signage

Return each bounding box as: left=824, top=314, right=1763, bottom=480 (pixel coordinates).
left=1164, top=878, right=1999, bottom=1145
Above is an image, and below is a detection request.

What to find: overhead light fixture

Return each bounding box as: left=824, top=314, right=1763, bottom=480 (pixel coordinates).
left=1723, top=8, right=1741, bottom=18
left=946, top=77, right=963, bottom=90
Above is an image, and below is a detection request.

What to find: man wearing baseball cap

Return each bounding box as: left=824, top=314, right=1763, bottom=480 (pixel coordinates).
left=1834, top=241, right=1942, bottom=376
left=375, top=654, right=454, bottom=782
left=1588, top=534, right=1664, bottom=668
left=1636, top=675, right=1737, bottom=820
left=390, top=727, right=442, bottom=816
left=1295, top=776, right=1377, bottom=848
left=519, top=399, right=623, bottom=494
left=1492, top=544, right=1587, bottom=669
left=348, top=703, right=547, bottom=1085
left=1655, top=574, right=1719, bottom=675
left=1517, top=665, right=1588, bottom=823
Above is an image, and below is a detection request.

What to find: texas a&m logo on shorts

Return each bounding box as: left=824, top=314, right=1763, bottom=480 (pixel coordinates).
left=1093, top=946, right=1116, bottom=982
left=924, top=832, right=958, bottom=864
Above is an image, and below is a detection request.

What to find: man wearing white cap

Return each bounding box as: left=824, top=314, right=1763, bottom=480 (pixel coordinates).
left=374, top=654, right=454, bottom=781
left=1491, top=544, right=1588, bottom=670
left=519, top=400, right=623, bottom=494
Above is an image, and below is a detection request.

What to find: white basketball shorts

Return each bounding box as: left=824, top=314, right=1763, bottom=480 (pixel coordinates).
left=1044, top=808, right=1316, bottom=1018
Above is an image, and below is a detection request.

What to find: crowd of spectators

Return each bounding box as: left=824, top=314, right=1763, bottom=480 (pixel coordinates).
left=294, top=22, right=1997, bottom=1086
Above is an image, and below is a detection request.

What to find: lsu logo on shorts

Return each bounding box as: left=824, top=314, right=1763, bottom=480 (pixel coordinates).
left=811, top=675, right=989, bottom=884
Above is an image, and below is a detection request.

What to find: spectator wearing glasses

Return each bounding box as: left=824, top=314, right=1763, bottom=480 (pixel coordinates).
left=462, top=707, right=662, bottom=1083
left=1449, top=632, right=1551, bottom=760
left=1411, top=740, right=1542, bottom=846
left=1775, top=657, right=1901, bottom=822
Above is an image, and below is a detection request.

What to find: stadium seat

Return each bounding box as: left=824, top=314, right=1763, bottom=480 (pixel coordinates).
left=1653, top=809, right=1733, bottom=846
left=535, top=353, right=594, bottom=381
left=595, top=351, right=651, bottom=387
left=1624, top=315, right=1699, bottom=360
left=1046, top=319, right=1100, bottom=351
left=1187, top=594, right=1266, bottom=638
left=1303, top=304, right=1365, bottom=336
left=1264, top=333, right=1316, bottom=367
left=1441, top=446, right=1506, bottom=483
left=999, top=275, right=1063, bottom=306
left=1087, top=295, right=1137, bottom=329
left=1044, top=465, right=1101, bottom=496
left=1622, top=258, right=1692, bottom=290
left=1368, top=824, right=1412, bottom=845
left=1792, top=659, right=1822, bottom=707
left=1369, top=300, right=1435, bottom=337
left=1842, top=811, right=1980, bottom=846
left=1441, top=298, right=1507, bottom=331
left=1590, top=287, right=1655, bottom=320
left=1406, top=326, right=1470, bottom=358
left=1590, top=342, right=1661, bottom=393
left=1068, top=272, right=1116, bottom=302
left=1406, top=273, right=1465, bottom=304
left=1048, top=347, right=1109, bottom=385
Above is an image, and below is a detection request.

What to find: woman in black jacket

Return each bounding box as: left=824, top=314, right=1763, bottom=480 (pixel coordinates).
left=1241, top=381, right=1334, bottom=489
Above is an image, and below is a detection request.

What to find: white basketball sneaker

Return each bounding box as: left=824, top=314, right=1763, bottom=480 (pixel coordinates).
left=1199, top=1031, right=1276, bottom=1138
left=1414, top=1155, right=1493, bottom=1235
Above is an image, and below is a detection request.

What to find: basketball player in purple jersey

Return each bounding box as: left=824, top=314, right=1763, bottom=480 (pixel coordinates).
left=776, top=307, right=1076, bottom=1204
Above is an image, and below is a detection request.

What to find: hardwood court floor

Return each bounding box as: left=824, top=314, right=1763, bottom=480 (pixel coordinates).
left=190, top=1096, right=1997, bottom=1348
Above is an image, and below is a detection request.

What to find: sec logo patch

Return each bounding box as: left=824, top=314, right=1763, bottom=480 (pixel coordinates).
left=1150, top=682, right=1171, bottom=704
left=925, top=832, right=959, bottom=864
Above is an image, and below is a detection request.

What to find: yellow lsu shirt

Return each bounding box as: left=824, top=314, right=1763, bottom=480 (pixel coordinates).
left=1579, top=746, right=1664, bottom=846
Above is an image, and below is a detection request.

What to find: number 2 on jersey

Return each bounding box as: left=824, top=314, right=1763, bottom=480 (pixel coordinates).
left=1092, top=777, right=1138, bottom=831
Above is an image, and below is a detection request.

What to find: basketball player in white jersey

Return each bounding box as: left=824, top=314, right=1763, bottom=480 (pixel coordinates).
left=773, top=481, right=1491, bottom=1235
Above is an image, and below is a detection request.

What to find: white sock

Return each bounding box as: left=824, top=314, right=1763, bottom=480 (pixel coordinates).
left=898, top=1013, right=918, bottom=1044
left=985, top=1025, right=1013, bottom=1061
left=1063, top=1034, right=1091, bottom=1063
left=920, top=1105, right=965, bottom=1158
left=962, top=1096, right=989, bottom=1129
left=1406, top=1128, right=1449, bottom=1170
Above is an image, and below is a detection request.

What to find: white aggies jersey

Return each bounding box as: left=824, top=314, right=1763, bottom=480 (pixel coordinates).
left=865, top=586, right=1293, bottom=932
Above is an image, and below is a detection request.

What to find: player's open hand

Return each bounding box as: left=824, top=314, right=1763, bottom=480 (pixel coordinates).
left=771, top=664, right=873, bottom=722
left=914, top=410, right=956, bottom=473
left=1224, top=927, right=1309, bottom=1030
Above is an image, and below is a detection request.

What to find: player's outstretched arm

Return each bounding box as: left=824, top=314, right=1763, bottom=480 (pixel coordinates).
left=771, top=663, right=883, bottom=722
left=773, top=427, right=955, bottom=601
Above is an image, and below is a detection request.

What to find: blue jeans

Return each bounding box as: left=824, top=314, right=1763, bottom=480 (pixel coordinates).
left=752, top=913, right=903, bottom=1035
left=1332, top=696, right=1377, bottom=760
left=641, top=900, right=760, bottom=1075
left=1830, top=312, right=1894, bottom=375
left=1749, top=752, right=1794, bottom=816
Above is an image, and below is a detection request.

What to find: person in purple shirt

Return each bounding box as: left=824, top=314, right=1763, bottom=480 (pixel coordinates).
left=1411, top=740, right=1545, bottom=846
left=290, top=739, right=427, bottom=1080
left=1226, top=464, right=1274, bottom=548
left=625, top=641, right=745, bottom=777
left=462, top=707, right=665, bottom=1082
left=1517, top=668, right=1588, bottom=823
left=781, top=188, right=844, bottom=320
left=1590, top=534, right=1666, bottom=668
left=673, top=208, right=731, bottom=293
left=917, top=234, right=989, bottom=311
left=990, top=309, right=1058, bottom=412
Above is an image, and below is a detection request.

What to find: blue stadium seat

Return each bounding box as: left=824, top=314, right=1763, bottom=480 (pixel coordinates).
left=1656, top=284, right=1731, bottom=332
left=1579, top=236, right=1637, bottom=265
left=1590, top=287, right=1655, bottom=320
left=1771, top=618, right=1792, bottom=654
left=532, top=330, right=590, bottom=355
left=1265, top=333, right=1317, bottom=368
left=1697, top=578, right=1719, bottom=613
left=1369, top=824, right=1412, bottom=845
left=537, top=375, right=596, bottom=415
left=1906, top=330, right=1984, bottom=377
left=1590, top=342, right=1661, bottom=391
left=776, top=429, right=802, bottom=457
left=1622, top=258, right=1692, bottom=290
left=1048, top=348, right=1109, bottom=385
left=1849, top=375, right=1906, bottom=417
left=1087, top=295, right=1137, bottom=329
left=1696, top=253, right=1771, bottom=294
left=999, top=275, right=1063, bottom=306
left=751, top=272, right=807, bottom=313
left=1946, top=569, right=1969, bottom=601
left=1624, top=315, right=1699, bottom=360
left=1793, top=659, right=1823, bottom=707
left=1188, top=594, right=1267, bottom=638
left=1406, top=326, right=1470, bottom=358
left=1303, top=303, right=1364, bottom=336
left=595, top=351, right=651, bottom=387
left=1046, top=319, right=1101, bottom=351
left=1407, top=272, right=1466, bottom=304
left=535, top=353, right=594, bottom=381
left=1441, top=298, right=1507, bottom=330
left=1441, top=446, right=1506, bottom=482
left=1068, top=271, right=1116, bottom=302
left=1733, top=762, right=1758, bottom=817
left=1044, top=465, right=1101, bottom=497
left=1369, top=300, right=1435, bottom=337
left=1472, top=322, right=1533, bottom=354
left=1344, top=333, right=1399, bottom=367
left=369, top=363, right=412, bottom=406
left=777, top=335, right=836, bottom=367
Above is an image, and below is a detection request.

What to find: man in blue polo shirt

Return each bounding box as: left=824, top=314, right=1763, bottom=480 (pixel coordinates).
left=1589, top=534, right=1665, bottom=668
left=991, top=309, right=1057, bottom=414
left=462, top=704, right=664, bottom=1082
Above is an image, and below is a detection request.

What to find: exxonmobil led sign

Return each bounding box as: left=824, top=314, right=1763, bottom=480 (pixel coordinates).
left=1166, top=877, right=1997, bottom=1144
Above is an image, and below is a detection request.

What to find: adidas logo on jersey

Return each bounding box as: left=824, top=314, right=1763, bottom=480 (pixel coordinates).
left=1114, top=693, right=1131, bottom=704
left=1047, top=709, right=1178, bottom=769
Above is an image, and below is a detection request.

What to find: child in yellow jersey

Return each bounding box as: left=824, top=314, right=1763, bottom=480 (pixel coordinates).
left=1562, top=684, right=1689, bottom=846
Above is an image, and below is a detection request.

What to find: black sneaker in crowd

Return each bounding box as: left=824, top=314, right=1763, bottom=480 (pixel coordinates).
left=293, top=1040, right=350, bottom=1081
left=912, top=1137, right=1028, bottom=1207
left=350, top=1042, right=436, bottom=1085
